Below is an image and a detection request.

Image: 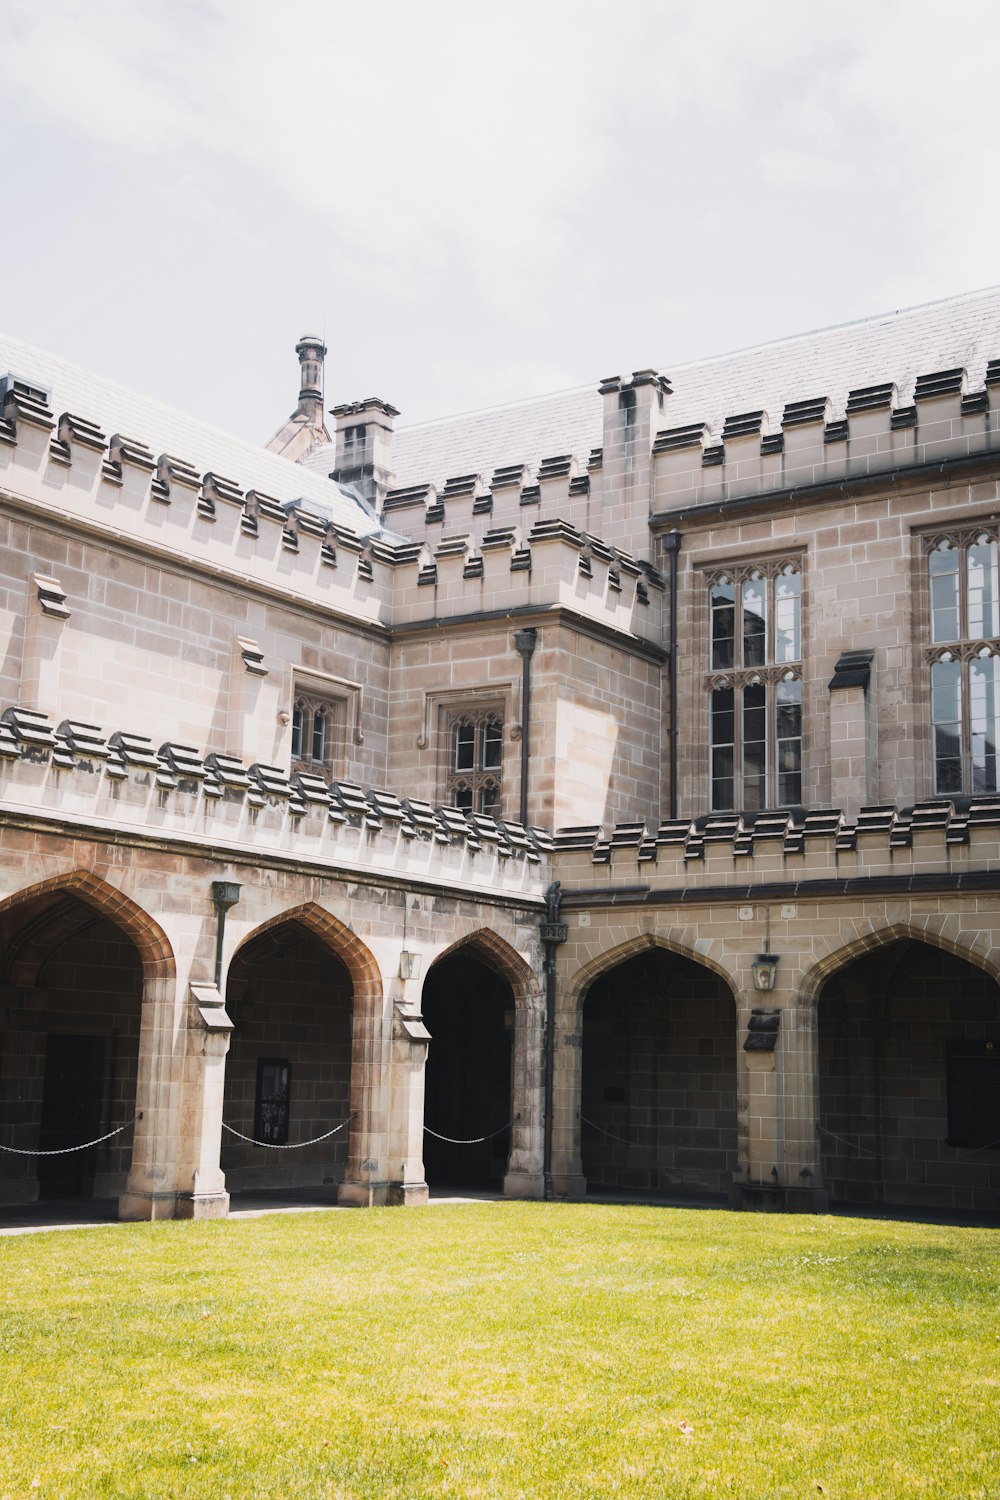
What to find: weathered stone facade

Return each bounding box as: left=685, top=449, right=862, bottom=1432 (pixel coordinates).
left=2, top=288, right=999, bottom=1219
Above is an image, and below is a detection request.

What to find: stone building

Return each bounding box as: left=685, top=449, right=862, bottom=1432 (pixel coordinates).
left=1, top=286, right=998, bottom=1221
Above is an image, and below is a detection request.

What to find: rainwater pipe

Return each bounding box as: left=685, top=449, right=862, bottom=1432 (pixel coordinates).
left=540, top=881, right=567, bottom=1201
left=513, top=627, right=537, bottom=827
left=662, top=530, right=682, bottom=819
left=211, top=880, right=242, bottom=988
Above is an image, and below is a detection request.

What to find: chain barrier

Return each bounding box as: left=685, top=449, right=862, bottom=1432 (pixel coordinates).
left=424, top=1120, right=513, bottom=1145
left=816, top=1125, right=882, bottom=1159
left=221, top=1115, right=353, bottom=1150
left=0, top=1116, right=139, bottom=1157
left=580, top=1114, right=643, bottom=1148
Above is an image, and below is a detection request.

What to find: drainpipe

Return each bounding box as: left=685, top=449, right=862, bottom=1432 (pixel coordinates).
left=540, top=881, right=567, bottom=1201
left=513, top=628, right=537, bottom=827
left=211, top=880, right=242, bottom=988
left=662, top=530, right=682, bottom=819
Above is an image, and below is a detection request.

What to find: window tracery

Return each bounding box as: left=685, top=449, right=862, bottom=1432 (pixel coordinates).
left=446, top=709, right=503, bottom=817
left=925, top=530, right=1000, bottom=794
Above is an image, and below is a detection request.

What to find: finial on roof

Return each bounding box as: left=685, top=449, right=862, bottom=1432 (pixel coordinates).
left=264, top=335, right=331, bottom=461
left=295, top=335, right=326, bottom=406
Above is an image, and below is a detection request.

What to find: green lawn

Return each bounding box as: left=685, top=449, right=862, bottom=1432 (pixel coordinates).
left=0, top=1203, right=996, bottom=1499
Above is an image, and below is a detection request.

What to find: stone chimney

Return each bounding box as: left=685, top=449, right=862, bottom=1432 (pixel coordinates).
left=264, top=334, right=331, bottom=461
left=330, top=397, right=399, bottom=508
left=597, top=369, right=671, bottom=557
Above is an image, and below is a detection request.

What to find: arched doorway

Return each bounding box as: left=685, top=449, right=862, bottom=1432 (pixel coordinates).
left=581, top=947, right=738, bottom=1200
left=817, top=936, right=1000, bottom=1212
left=223, top=918, right=354, bottom=1196
left=421, top=948, right=514, bottom=1190
left=0, top=885, right=147, bottom=1206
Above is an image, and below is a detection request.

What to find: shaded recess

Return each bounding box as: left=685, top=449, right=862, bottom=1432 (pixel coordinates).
left=421, top=951, right=513, bottom=1189
left=223, top=921, right=353, bottom=1193
left=0, top=891, right=142, bottom=1204
left=581, top=949, right=738, bottom=1199
left=818, top=938, right=1000, bottom=1213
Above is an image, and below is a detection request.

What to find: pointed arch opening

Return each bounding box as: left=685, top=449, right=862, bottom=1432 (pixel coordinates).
left=816, top=932, right=1000, bottom=1213
left=0, top=873, right=171, bottom=1209
left=421, top=930, right=528, bottom=1191
left=222, top=906, right=378, bottom=1198
left=579, top=937, right=739, bottom=1202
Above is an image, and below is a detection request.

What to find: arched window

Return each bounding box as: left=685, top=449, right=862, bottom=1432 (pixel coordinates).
left=926, top=532, right=1000, bottom=794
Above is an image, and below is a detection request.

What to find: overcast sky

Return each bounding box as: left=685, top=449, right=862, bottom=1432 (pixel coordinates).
left=1, top=1, right=997, bottom=445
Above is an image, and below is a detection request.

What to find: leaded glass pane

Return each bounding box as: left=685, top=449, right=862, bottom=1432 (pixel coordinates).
left=743, top=682, right=766, bottom=810
left=929, top=544, right=960, bottom=643
left=453, top=720, right=475, bottom=771
left=711, top=687, right=734, bottom=809
left=710, top=579, right=735, bottom=669
left=479, top=781, right=501, bottom=816
left=482, top=716, right=503, bottom=769
left=967, top=539, right=999, bottom=640
left=291, top=703, right=304, bottom=759
left=931, top=658, right=963, bottom=794
left=776, top=677, right=802, bottom=805
left=742, top=577, right=767, bottom=667
left=969, top=653, right=1000, bottom=792
left=311, top=708, right=326, bottom=763
left=775, top=569, right=801, bottom=663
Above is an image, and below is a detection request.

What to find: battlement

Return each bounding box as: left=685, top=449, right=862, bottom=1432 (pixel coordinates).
left=650, top=361, right=1000, bottom=519
left=0, top=703, right=552, bottom=900
left=553, top=799, right=1000, bottom=888
left=0, top=380, right=661, bottom=643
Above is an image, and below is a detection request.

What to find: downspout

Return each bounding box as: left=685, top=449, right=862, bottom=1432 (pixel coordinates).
left=662, top=530, right=682, bottom=819
left=540, top=882, right=567, bottom=1201
left=211, top=880, right=242, bottom=989
left=513, top=628, right=537, bottom=827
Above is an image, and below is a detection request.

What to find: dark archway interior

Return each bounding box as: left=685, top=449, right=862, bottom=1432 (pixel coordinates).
left=0, top=893, right=142, bottom=1204
left=581, top=948, right=738, bottom=1199
left=421, top=951, right=513, bottom=1189
left=818, top=938, right=1000, bottom=1213
left=223, top=922, right=353, bottom=1193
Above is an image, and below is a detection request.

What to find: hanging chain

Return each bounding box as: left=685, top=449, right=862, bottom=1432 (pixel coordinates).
left=0, top=1117, right=139, bottom=1156
left=424, top=1120, right=513, bottom=1145
left=221, top=1115, right=353, bottom=1149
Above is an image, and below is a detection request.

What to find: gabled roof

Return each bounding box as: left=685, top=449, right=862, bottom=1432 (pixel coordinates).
left=0, top=332, right=383, bottom=537
left=302, top=284, right=1000, bottom=491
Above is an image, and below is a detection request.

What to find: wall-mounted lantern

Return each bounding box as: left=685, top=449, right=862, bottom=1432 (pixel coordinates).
left=751, top=952, right=780, bottom=992
left=399, top=950, right=422, bottom=981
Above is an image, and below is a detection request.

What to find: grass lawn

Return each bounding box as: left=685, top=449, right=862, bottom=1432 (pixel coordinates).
left=0, top=1203, right=996, bottom=1499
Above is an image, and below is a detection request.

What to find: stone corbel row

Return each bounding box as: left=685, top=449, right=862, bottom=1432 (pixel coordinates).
left=554, top=796, right=1000, bottom=864
left=0, top=704, right=552, bottom=862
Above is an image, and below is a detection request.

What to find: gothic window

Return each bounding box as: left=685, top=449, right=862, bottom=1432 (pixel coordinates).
left=927, top=532, right=1000, bottom=794
left=708, top=562, right=802, bottom=812
left=447, top=710, right=503, bottom=817
left=290, top=689, right=343, bottom=777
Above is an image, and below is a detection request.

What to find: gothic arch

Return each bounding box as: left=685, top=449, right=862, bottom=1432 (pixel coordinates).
left=800, top=920, right=1000, bottom=1008
left=567, top=932, right=738, bottom=1022
left=0, top=870, right=175, bottom=981
left=429, top=927, right=540, bottom=1012
left=230, top=902, right=382, bottom=1018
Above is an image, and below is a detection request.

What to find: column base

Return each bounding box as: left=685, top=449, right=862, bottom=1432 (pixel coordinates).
left=118, top=1190, right=179, bottom=1221
left=736, top=1183, right=828, bottom=1213
left=552, top=1172, right=587, bottom=1200
left=387, top=1181, right=429, bottom=1206
left=176, top=1191, right=231, bottom=1220
left=503, top=1169, right=544, bottom=1200
left=337, top=1179, right=391, bottom=1208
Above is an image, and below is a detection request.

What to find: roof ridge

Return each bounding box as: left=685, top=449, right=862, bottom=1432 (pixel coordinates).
left=393, top=282, right=1000, bottom=438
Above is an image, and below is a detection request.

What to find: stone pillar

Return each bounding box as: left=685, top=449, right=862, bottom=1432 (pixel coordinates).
left=740, top=1016, right=783, bottom=1196
left=338, top=999, right=392, bottom=1206
left=119, top=974, right=183, bottom=1220
left=551, top=1005, right=586, bottom=1198
left=173, top=984, right=233, bottom=1219
left=503, top=999, right=544, bottom=1198
left=779, top=1004, right=826, bottom=1209
left=386, top=997, right=430, bottom=1206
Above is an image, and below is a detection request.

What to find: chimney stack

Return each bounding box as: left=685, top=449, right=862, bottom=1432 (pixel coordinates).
left=264, top=334, right=331, bottom=461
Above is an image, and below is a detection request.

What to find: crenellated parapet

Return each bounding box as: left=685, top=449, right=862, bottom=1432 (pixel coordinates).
left=552, top=799, right=1000, bottom=887
left=0, top=703, right=552, bottom=899
left=650, top=360, right=1000, bottom=520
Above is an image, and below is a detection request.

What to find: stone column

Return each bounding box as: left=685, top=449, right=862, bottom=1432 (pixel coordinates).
left=551, top=1005, right=586, bottom=1198
left=387, top=998, right=430, bottom=1206
left=503, top=999, right=544, bottom=1198
left=119, top=974, right=183, bottom=1221
left=338, top=998, right=392, bottom=1206
left=780, top=1004, right=826, bottom=1208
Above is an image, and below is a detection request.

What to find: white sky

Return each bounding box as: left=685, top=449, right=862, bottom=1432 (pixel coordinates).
left=1, top=0, right=998, bottom=445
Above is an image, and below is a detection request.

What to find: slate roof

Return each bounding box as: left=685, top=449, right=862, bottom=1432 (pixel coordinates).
left=0, top=332, right=384, bottom=537
left=301, top=285, right=1000, bottom=491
